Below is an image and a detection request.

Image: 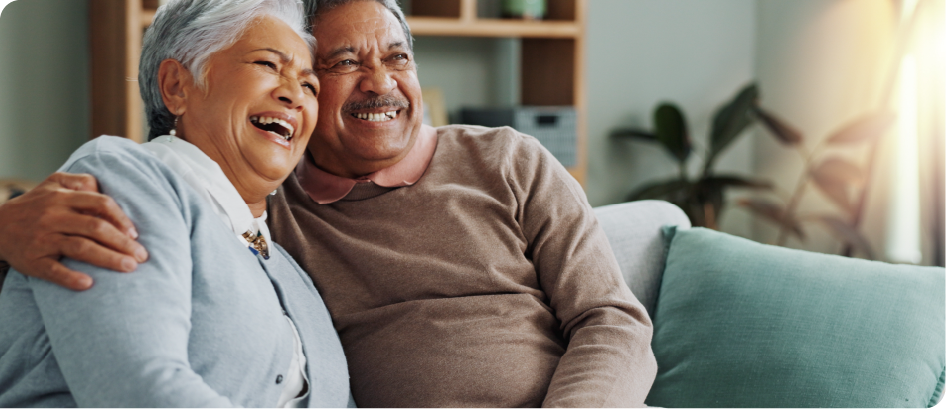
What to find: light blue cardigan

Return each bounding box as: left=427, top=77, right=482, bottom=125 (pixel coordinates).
left=0, top=136, right=352, bottom=407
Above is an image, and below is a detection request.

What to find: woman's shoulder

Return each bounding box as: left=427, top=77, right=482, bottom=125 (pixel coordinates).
left=62, top=135, right=161, bottom=171
left=60, top=136, right=202, bottom=216
left=62, top=136, right=186, bottom=190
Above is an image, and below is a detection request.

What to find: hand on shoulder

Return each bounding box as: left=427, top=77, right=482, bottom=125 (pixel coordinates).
left=0, top=172, right=147, bottom=291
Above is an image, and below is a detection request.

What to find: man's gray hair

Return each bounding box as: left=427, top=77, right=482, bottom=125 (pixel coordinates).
left=140, top=0, right=316, bottom=141
left=304, top=0, right=413, bottom=50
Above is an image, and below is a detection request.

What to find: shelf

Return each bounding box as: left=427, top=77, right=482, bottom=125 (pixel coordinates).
left=141, top=12, right=580, bottom=39
left=406, top=17, right=580, bottom=38
left=141, top=9, right=154, bottom=28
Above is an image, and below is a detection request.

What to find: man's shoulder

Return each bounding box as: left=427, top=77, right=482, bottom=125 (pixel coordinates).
left=423, top=124, right=568, bottom=192
left=432, top=124, right=545, bottom=158
left=434, top=124, right=536, bottom=142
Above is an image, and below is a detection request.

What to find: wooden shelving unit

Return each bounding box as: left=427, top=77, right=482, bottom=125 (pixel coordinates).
left=90, top=0, right=587, bottom=184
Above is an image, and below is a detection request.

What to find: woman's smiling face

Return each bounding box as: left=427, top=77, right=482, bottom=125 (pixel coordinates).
left=172, top=14, right=319, bottom=202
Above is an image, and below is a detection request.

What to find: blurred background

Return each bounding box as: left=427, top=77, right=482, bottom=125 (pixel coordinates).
left=0, top=0, right=942, bottom=266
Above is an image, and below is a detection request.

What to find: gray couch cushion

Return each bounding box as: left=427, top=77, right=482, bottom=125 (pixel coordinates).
left=593, top=200, right=690, bottom=318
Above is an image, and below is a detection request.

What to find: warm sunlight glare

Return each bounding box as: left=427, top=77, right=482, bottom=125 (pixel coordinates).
left=902, top=0, right=920, bottom=20
left=886, top=54, right=922, bottom=264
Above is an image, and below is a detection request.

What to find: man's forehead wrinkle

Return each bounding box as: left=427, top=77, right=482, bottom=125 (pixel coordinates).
left=315, top=5, right=406, bottom=46
left=342, top=17, right=400, bottom=39
left=323, top=46, right=356, bottom=59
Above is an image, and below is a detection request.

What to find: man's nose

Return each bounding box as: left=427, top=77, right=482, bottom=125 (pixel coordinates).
left=359, top=65, right=397, bottom=95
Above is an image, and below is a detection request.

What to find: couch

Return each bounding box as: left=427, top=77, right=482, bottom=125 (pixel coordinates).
left=594, top=200, right=945, bottom=408
left=1, top=200, right=941, bottom=407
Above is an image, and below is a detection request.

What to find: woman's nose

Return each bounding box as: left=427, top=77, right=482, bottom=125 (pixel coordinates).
left=359, top=66, right=396, bottom=95
left=274, top=79, right=305, bottom=109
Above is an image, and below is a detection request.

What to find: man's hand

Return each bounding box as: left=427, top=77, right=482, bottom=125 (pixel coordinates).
left=0, top=172, right=148, bottom=290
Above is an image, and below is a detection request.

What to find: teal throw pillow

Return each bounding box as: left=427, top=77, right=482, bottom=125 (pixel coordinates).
left=646, top=227, right=945, bottom=408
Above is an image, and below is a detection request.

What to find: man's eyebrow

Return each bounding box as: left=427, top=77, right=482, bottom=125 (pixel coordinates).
left=387, top=41, right=407, bottom=51
left=324, top=46, right=356, bottom=60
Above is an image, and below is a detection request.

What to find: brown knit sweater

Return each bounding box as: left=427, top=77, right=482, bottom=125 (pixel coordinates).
left=268, top=125, right=657, bottom=407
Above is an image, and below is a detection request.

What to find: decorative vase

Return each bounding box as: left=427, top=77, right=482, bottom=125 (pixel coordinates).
left=502, top=0, right=546, bottom=20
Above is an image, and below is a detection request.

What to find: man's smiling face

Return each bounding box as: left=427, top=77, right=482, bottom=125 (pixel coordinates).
left=309, top=0, right=423, bottom=178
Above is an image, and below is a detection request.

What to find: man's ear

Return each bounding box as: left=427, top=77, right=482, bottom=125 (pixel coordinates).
left=157, top=59, right=194, bottom=116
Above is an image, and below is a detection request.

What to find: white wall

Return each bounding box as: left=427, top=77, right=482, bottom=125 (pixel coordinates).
left=752, top=0, right=900, bottom=257
left=0, top=0, right=90, bottom=182
left=584, top=0, right=757, bottom=237
left=412, top=36, right=519, bottom=122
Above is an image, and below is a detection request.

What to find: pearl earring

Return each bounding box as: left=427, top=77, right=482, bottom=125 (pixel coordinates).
left=169, top=116, right=179, bottom=137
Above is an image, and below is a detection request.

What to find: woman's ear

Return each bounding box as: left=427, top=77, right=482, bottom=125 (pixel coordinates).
left=157, top=59, right=193, bottom=116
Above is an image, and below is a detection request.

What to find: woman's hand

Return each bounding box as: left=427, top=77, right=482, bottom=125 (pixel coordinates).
left=0, top=172, right=148, bottom=290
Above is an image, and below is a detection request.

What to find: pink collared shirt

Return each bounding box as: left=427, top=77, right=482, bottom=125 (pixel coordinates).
left=295, top=125, right=439, bottom=204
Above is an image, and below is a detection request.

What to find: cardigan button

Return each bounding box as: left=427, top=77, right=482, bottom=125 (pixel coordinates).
left=276, top=375, right=283, bottom=384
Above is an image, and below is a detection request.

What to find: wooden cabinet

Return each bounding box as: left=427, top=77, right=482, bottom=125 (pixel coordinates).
left=89, top=0, right=586, bottom=184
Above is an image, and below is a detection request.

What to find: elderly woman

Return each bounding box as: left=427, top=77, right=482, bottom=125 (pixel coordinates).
left=0, top=0, right=351, bottom=407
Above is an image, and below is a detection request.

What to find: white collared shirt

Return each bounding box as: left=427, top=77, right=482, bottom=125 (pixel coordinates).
left=143, top=135, right=309, bottom=408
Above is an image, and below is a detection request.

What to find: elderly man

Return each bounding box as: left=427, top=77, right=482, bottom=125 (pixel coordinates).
left=0, top=0, right=657, bottom=406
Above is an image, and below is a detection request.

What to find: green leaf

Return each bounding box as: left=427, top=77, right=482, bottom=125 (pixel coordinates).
left=825, top=112, right=896, bottom=145
left=753, top=105, right=803, bottom=145
left=813, top=215, right=875, bottom=259
left=708, top=84, right=759, bottom=166
left=653, top=103, right=691, bottom=163
left=611, top=128, right=658, bottom=141
left=737, top=198, right=806, bottom=240
left=626, top=179, right=690, bottom=202
left=809, top=157, right=865, bottom=214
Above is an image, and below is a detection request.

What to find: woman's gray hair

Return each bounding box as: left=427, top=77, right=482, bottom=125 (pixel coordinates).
left=140, top=0, right=316, bottom=141
left=304, top=0, right=412, bottom=50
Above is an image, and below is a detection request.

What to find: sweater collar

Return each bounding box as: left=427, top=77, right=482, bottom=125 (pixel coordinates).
left=141, top=135, right=271, bottom=244
left=296, top=125, right=439, bottom=204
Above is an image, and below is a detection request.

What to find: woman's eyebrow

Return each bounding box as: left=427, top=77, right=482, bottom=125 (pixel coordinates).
left=252, top=48, right=292, bottom=62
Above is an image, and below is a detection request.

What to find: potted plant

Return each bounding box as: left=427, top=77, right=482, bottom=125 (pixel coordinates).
left=612, top=83, right=891, bottom=258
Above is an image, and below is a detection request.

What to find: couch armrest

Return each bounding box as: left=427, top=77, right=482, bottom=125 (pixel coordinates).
left=593, top=201, right=690, bottom=318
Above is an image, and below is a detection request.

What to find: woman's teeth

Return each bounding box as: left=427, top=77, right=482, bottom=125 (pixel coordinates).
left=249, top=115, right=295, bottom=140
left=353, top=111, right=397, bottom=122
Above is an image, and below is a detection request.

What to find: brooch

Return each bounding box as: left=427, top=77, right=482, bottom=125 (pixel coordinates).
left=242, top=230, right=270, bottom=260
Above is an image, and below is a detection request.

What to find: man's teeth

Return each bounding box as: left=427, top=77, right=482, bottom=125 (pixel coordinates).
left=249, top=116, right=295, bottom=140
left=353, top=111, right=397, bottom=122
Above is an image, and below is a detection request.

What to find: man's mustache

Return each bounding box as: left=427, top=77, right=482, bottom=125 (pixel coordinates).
left=343, top=95, right=410, bottom=112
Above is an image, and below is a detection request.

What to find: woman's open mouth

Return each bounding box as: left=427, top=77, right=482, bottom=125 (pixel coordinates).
left=250, top=115, right=295, bottom=141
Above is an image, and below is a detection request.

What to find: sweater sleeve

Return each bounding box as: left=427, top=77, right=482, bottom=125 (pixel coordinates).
left=507, top=133, right=658, bottom=408
left=28, top=144, right=235, bottom=408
